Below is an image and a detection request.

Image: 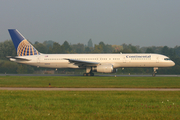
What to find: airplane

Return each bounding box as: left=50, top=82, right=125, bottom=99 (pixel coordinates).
left=7, top=29, right=175, bottom=76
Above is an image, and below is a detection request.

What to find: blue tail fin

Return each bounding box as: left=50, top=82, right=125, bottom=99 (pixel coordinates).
left=8, top=29, right=40, bottom=56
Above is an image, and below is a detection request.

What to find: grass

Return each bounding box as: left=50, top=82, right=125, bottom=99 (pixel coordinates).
left=0, top=76, right=180, bottom=119
left=0, top=91, right=180, bottom=120
left=0, top=76, right=180, bottom=88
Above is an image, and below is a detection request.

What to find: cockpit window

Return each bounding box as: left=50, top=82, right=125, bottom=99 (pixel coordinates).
left=164, top=58, right=171, bottom=60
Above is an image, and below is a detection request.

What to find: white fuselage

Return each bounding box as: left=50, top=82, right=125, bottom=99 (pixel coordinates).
left=10, top=53, right=175, bottom=69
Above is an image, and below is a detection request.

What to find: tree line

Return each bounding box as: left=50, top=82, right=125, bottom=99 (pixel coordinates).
left=0, top=39, right=180, bottom=74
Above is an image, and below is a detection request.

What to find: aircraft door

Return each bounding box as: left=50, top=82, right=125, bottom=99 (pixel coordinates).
left=156, top=57, right=159, bottom=63
left=123, top=56, right=126, bottom=63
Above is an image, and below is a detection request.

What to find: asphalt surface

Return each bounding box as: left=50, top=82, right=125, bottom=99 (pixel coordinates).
left=0, top=87, right=180, bottom=91
left=0, top=74, right=180, bottom=77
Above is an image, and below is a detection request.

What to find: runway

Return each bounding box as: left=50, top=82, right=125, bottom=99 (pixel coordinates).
left=0, top=87, right=180, bottom=91
left=0, top=74, right=180, bottom=77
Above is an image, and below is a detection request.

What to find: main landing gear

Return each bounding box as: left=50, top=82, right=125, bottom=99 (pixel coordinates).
left=83, top=67, right=95, bottom=76
left=83, top=72, right=94, bottom=76
left=152, top=67, right=158, bottom=77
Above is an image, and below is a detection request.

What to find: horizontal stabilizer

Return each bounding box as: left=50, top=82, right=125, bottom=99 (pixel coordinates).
left=6, top=56, right=30, bottom=61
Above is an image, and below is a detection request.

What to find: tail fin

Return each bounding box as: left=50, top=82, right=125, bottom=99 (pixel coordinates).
left=8, top=29, right=40, bottom=56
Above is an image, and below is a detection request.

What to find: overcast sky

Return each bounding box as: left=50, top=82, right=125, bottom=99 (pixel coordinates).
left=0, top=0, right=180, bottom=47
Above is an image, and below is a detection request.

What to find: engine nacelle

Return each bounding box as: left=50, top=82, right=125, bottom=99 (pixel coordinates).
left=92, top=64, right=117, bottom=73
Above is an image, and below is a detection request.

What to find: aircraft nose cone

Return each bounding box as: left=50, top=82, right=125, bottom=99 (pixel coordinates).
left=172, top=61, right=175, bottom=66
left=171, top=61, right=175, bottom=66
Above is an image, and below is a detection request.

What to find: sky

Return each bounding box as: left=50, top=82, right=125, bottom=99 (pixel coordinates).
left=0, top=0, right=180, bottom=47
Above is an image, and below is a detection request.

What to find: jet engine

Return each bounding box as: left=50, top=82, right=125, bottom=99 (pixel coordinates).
left=92, top=64, right=117, bottom=73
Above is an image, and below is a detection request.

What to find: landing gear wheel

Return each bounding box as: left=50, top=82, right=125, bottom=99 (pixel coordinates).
left=152, top=67, right=158, bottom=77
left=83, top=73, right=94, bottom=76
left=152, top=72, right=156, bottom=77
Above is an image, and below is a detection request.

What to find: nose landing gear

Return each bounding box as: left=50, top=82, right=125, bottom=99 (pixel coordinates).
left=152, top=67, right=158, bottom=77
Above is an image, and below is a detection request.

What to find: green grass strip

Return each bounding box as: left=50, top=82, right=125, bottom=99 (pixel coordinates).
left=0, top=76, right=180, bottom=88
left=0, top=91, right=180, bottom=120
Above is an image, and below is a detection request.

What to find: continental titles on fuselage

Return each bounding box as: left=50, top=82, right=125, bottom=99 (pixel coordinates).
left=126, top=55, right=151, bottom=58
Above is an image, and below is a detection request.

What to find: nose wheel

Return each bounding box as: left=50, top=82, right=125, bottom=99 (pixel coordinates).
left=152, top=72, right=156, bottom=77
left=152, top=67, right=158, bottom=77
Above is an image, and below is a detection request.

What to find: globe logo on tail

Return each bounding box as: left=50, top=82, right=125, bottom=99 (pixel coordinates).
left=8, top=29, right=41, bottom=56
left=17, top=39, right=40, bottom=56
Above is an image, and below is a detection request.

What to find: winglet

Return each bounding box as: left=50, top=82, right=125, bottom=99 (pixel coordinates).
left=8, top=29, right=40, bottom=56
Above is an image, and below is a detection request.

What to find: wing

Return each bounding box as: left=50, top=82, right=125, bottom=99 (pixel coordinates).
left=65, top=59, right=99, bottom=67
